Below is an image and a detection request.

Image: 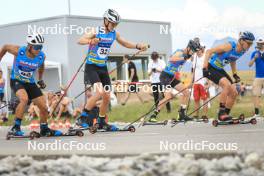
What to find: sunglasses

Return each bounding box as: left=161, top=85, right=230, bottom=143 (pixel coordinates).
left=33, top=45, right=43, bottom=50
left=244, top=40, right=253, bottom=46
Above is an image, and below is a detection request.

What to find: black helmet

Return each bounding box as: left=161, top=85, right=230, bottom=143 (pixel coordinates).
left=187, top=40, right=200, bottom=52
left=193, top=37, right=200, bottom=44
left=239, top=31, right=255, bottom=41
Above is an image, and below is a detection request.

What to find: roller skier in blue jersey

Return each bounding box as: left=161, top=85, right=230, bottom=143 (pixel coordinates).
left=149, top=40, right=201, bottom=122
left=77, top=9, right=148, bottom=131
left=203, top=31, right=255, bottom=121
left=0, top=33, right=63, bottom=136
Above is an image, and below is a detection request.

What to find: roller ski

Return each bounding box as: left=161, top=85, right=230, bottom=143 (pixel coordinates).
left=192, top=115, right=209, bottom=123
left=6, top=124, right=83, bottom=140
left=6, top=122, right=31, bottom=140
left=171, top=108, right=206, bottom=126
left=40, top=125, right=84, bottom=138
left=6, top=126, right=39, bottom=140
left=140, top=111, right=168, bottom=126
left=89, top=116, right=136, bottom=134
left=212, top=113, right=257, bottom=127
left=35, top=125, right=84, bottom=139
left=142, top=120, right=168, bottom=126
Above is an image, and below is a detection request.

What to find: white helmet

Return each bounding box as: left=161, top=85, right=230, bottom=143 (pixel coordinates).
left=103, top=9, right=121, bottom=24
left=256, top=38, right=264, bottom=45
left=27, top=33, right=44, bottom=45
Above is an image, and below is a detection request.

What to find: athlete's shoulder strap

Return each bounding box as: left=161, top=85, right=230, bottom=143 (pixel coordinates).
left=112, top=30, right=117, bottom=40
left=37, top=51, right=45, bottom=65
left=17, top=46, right=27, bottom=56
left=228, top=41, right=236, bottom=50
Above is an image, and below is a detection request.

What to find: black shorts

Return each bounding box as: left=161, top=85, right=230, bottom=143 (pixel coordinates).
left=206, top=64, right=233, bottom=84
left=10, top=79, right=43, bottom=100
left=160, top=71, right=181, bottom=88
left=84, top=64, right=111, bottom=91
left=0, top=93, right=4, bottom=101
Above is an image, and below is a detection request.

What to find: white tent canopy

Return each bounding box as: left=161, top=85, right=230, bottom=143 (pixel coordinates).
left=0, top=53, right=62, bottom=105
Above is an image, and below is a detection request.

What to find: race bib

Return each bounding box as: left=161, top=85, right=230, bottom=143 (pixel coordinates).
left=18, top=69, right=33, bottom=79
left=97, top=47, right=110, bottom=58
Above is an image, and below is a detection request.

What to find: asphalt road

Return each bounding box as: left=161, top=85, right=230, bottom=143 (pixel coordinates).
left=0, top=118, right=264, bottom=156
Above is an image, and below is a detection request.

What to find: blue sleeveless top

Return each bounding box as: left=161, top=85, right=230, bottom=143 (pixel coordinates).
left=11, top=46, right=45, bottom=83
left=86, top=27, right=116, bottom=67
left=164, top=49, right=186, bottom=76
left=209, top=41, right=245, bottom=70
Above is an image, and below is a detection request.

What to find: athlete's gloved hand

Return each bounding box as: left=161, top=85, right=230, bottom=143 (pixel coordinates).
left=152, top=68, right=157, bottom=72
left=37, top=80, right=46, bottom=89
left=233, top=74, right=241, bottom=83
left=202, top=68, right=210, bottom=78
left=136, top=43, right=149, bottom=51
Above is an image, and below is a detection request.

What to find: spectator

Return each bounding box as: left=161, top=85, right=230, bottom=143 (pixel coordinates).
left=121, top=55, right=144, bottom=105
left=192, top=45, right=209, bottom=119
left=148, top=51, right=171, bottom=112
left=0, top=70, right=5, bottom=102
left=248, top=38, right=264, bottom=117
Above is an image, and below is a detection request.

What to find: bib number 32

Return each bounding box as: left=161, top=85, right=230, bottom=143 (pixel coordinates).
left=97, top=47, right=109, bottom=58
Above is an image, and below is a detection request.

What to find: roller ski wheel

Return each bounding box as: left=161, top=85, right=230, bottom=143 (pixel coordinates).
left=6, top=133, right=11, bottom=140
left=76, top=130, right=84, bottom=137
left=171, top=118, right=177, bottom=124
left=128, top=125, right=136, bottom=132
left=250, top=118, right=257, bottom=125
left=29, top=131, right=41, bottom=139
left=239, top=114, right=245, bottom=121
left=89, top=126, right=97, bottom=134
left=212, top=120, right=218, bottom=127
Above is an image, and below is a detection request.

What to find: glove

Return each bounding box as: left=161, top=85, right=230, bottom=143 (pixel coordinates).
left=37, top=80, right=46, bottom=89
left=183, top=54, right=192, bottom=60
left=233, top=74, right=241, bottom=83
left=136, top=43, right=149, bottom=51
left=203, top=68, right=210, bottom=78
left=152, top=68, right=157, bottom=72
